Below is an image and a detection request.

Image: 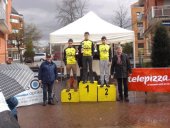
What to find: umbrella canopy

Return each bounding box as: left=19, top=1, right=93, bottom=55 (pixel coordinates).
left=0, top=63, right=34, bottom=99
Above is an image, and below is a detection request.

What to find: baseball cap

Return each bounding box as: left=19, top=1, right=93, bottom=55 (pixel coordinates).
left=46, top=54, right=51, bottom=58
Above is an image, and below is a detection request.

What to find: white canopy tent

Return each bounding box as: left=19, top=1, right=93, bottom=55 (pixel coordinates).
left=49, top=11, right=136, bottom=67
left=50, top=11, right=134, bottom=44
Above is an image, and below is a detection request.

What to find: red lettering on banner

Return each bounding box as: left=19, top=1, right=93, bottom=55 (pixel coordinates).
left=128, top=68, right=170, bottom=92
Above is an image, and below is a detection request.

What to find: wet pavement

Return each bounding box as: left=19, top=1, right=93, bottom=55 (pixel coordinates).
left=18, top=82, right=170, bottom=128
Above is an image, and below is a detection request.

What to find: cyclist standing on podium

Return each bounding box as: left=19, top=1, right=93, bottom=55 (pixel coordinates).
left=63, top=39, right=78, bottom=92
left=79, top=32, right=94, bottom=84
left=98, top=36, right=112, bottom=87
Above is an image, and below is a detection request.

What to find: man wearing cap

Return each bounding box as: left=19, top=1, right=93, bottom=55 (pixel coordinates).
left=38, top=54, right=58, bottom=106
left=63, top=39, right=78, bottom=92
left=98, top=36, right=112, bottom=87
left=79, top=32, right=94, bottom=83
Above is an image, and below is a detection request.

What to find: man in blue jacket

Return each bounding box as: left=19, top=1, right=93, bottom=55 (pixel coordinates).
left=38, top=54, right=58, bottom=106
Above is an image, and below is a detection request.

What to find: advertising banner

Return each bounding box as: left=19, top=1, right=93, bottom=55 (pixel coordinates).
left=128, top=68, right=170, bottom=92
left=15, top=78, right=43, bottom=107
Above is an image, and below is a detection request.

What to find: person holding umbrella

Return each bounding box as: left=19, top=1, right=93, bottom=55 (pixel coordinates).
left=38, top=54, right=58, bottom=106
left=0, top=62, right=34, bottom=121
left=63, top=39, right=78, bottom=92
left=5, top=59, right=19, bottom=121
left=111, top=46, right=132, bottom=102
left=0, top=91, right=20, bottom=128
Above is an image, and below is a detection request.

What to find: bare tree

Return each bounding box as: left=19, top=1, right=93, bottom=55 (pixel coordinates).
left=23, top=24, right=41, bottom=62
left=112, top=4, right=131, bottom=28
left=9, top=29, right=24, bottom=63
left=56, top=0, right=88, bottom=27
left=24, top=24, right=41, bottom=43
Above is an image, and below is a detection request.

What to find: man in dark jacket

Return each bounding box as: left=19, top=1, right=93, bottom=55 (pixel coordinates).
left=111, top=46, right=132, bottom=102
left=38, top=54, right=58, bottom=106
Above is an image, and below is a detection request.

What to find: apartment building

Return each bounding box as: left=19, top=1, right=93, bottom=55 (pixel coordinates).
left=0, top=0, right=12, bottom=64
left=131, top=0, right=170, bottom=64
left=131, top=2, right=148, bottom=64
left=8, top=7, right=24, bottom=60
left=140, top=0, right=170, bottom=55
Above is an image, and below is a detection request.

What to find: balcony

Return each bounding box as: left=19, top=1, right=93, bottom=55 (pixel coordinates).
left=148, top=5, right=170, bottom=26
left=138, top=0, right=144, bottom=6
left=137, top=13, right=144, bottom=22
left=0, top=4, right=9, bottom=33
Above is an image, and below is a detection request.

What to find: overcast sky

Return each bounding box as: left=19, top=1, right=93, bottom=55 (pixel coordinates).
left=12, top=0, right=137, bottom=46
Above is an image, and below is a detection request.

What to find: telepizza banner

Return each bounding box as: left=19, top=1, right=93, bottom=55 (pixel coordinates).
left=128, top=68, right=170, bottom=92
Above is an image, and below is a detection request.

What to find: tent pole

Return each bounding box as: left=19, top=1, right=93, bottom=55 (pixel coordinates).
left=60, top=45, right=63, bottom=86
left=132, top=38, right=136, bottom=102
left=49, top=43, right=52, bottom=54
left=133, top=39, right=136, bottom=68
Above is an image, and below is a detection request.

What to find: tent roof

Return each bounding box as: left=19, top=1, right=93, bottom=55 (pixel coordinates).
left=50, top=11, right=134, bottom=44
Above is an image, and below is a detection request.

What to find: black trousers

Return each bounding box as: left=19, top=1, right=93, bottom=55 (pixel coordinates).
left=117, top=78, right=128, bottom=98
left=82, top=56, right=93, bottom=81
left=42, top=81, right=54, bottom=102
left=78, top=68, right=83, bottom=82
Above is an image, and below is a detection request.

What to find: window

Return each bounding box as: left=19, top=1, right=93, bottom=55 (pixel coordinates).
left=137, top=33, right=144, bottom=40
left=12, top=29, right=19, bottom=33
left=136, top=12, right=141, bottom=20
left=10, top=19, right=19, bottom=23
left=3, top=0, right=7, bottom=4
left=11, top=40, right=17, bottom=45
left=35, top=53, right=46, bottom=56
left=138, top=43, right=144, bottom=48
left=136, top=12, right=140, bottom=16
left=137, top=22, right=143, bottom=27
left=147, top=40, right=151, bottom=53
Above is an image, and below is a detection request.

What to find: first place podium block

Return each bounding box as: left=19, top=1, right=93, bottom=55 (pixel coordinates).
left=98, top=84, right=116, bottom=102
left=79, top=81, right=98, bottom=102
left=61, top=89, right=79, bottom=102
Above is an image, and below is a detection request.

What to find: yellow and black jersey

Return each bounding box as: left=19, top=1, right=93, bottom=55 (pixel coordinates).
left=80, top=40, right=94, bottom=56
left=63, top=47, right=77, bottom=65
left=98, top=43, right=111, bottom=61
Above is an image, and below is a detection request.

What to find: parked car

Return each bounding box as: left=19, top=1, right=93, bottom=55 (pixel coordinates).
left=24, top=57, right=34, bottom=63
left=34, top=53, right=46, bottom=62
left=53, top=52, right=62, bottom=60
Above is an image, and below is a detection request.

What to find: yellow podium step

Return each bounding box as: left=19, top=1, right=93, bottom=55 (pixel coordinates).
left=97, top=84, right=116, bottom=102
left=79, top=81, right=98, bottom=102
left=61, top=89, right=79, bottom=102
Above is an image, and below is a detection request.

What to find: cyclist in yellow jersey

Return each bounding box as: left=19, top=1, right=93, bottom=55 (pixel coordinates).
left=98, top=36, right=112, bottom=87
left=79, top=32, right=94, bottom=83
left=63, top=39, right=78, bottom=92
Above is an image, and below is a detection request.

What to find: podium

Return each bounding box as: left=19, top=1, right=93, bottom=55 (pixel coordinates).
left=61, top=89, right=79, bottom=102
left=79, top=81, right=98, bottom=102
left=97, top=84, right=116, bottom=101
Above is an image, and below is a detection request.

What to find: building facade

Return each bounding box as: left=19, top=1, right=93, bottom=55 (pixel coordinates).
left=131, top=0, right=170, bottom=65
left=0, top=0, right=12, bottom=64
left=8, top=7, right=24, bottom=61
left=131, top=2, right=148, bottom=65
left=140, top=0, right=170, bottom=51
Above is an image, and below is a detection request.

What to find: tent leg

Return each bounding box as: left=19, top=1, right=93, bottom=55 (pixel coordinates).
left=60, top=45, right=63, bottom=86
left=49, top=43, right=52, bottom=54
left=133, top=40, right=136, bottom=68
